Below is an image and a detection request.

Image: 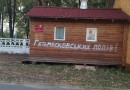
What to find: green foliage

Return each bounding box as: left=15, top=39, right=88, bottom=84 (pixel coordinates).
left=1, top=30, right=10, bottom=38
left=88, top=0, right=109, bottom=8
left=15, top=0, right=37, bottom=38
left=63, top=0, right=78, bottom=7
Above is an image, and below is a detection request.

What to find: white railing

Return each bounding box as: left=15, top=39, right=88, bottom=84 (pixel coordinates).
left=0, top=38, right=29, bottom=54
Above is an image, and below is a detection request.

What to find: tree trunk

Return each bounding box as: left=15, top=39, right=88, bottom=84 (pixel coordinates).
left=1, top=0, right=4, bottom=37
left=78, top=0, right=80, bottom=8
left=7, top=0, right=14, bottom=38
left=26, top=18, right=30, bottom=39
left=38, top=0, right=42, bottom=6
left=107, top=0, right=115, bottom=7
left=8, top=0, right=13, bottom=38
left=12, top=0, right=16, bottom=33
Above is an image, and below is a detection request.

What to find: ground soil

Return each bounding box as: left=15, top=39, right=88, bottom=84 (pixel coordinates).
left=0, top=53, right=29, bottom=61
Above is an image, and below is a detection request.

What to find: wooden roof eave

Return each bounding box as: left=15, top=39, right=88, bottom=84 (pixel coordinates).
left=28, top=16, right=130, bottom=22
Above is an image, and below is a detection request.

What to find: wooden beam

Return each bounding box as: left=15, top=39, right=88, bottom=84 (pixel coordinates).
left=123, top=23, right=129, bottom=66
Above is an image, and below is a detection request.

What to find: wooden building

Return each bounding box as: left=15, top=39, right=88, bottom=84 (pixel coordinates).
left=114, top=0, right=130, bottom=68
left=27, top=5, right=130, bottom=65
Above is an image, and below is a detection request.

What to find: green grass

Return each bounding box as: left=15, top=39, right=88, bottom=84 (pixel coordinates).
left=0, top=60, right=130, bottom=89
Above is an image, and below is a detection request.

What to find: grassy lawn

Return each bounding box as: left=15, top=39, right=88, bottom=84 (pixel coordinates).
left=0, top=54, right=130, bottom=89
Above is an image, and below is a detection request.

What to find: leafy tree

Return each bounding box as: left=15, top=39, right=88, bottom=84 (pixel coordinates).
left=88, top=0, right=115, bottom=8
left=15, top=0, right=37, bottom=38
left=63, top=0, right=78, bottom=7
left=37, top=0, right=77, bottom=7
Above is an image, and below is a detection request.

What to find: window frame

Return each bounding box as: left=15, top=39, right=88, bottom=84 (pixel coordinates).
left=86, top=28, right=97, bottom=42
left=54, top=27, right=65, bottom=41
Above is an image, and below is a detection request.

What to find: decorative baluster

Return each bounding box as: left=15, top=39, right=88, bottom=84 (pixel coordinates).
left=14, top=39, right=16, bottom=47
left=9, top=39, right=11, bottom=47
left=0, top=39, right=1, bottom=47
left=19, top=39, right=20, bottom=48
left=23, top=39, right=26, bottom=53
left=5, top=39, right=6, bottom=47
left=0, top=38, right=29, bottom=54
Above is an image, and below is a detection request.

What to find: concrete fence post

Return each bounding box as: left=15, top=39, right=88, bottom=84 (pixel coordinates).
left=23, top=39, right=26, bottom=54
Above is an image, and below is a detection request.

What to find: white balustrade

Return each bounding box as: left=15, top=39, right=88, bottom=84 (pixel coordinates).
left=0, top=38, right=29, bottom=54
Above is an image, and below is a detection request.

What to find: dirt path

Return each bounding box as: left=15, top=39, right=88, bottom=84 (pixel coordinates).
left=0, top=53, right=28, bottom=61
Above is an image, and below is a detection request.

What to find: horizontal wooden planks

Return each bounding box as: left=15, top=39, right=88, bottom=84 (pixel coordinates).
left=30, top=57, right=122, bottom=65
left=29, top=18, right=125, bottom=65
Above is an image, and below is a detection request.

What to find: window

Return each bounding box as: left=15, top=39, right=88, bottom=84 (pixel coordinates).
left=86, top=28, right=97, bottom=42
left=54, top=27, right=65, bottom=40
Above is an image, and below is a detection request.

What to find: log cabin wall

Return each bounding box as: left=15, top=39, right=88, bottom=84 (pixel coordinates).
left=114, top=0, right=130, bottom=15
left=114, top=0, right=130, bottom=68
left=29, top=18, right=126, bottom=65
